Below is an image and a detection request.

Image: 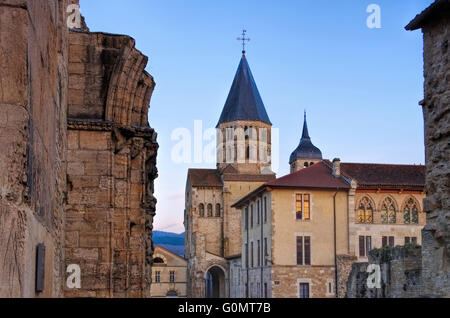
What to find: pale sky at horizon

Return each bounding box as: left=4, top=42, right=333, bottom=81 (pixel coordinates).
left=80, top=0, right=433, bottom=234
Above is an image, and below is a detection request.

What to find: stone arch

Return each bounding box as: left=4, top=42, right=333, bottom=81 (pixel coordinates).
left=105, top=37, right=155, bottom=127
left=400, top=195, right=422, bottom=212
left=205, top=265, right=227, bottom=298
left=152, top=253, right=167, bottom=264
left=377, top=194, right=399, bottom=212
left=166, top=289, right=179, bottom=298
left=357, top=195, right=376, bottom=210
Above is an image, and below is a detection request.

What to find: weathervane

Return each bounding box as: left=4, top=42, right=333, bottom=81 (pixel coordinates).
left=237, top=29, right=250, bottom=54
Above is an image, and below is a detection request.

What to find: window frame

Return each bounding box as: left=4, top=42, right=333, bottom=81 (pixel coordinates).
left=295, top=193, right=311, bottom=221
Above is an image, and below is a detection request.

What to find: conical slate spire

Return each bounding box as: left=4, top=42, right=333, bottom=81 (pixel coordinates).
left=289, top=112, right=322, bottom=164
left=302, top=111, right=310, bottom=140
left=217, top=54, right=272, bottom=127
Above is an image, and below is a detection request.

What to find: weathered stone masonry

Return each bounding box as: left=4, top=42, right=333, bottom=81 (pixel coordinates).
left=346, top=1, right=450, bottom=298
left=408, top=1, right=450, bottom=297
left=64, top=30, right=158, bottom=298
left=0, top=0, right=71, bottom=298
left=0, top=0, right=158, bottom=298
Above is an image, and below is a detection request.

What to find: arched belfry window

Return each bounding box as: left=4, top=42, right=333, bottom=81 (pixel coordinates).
left=357, top=197, right=374, bottom=224
left=404, top=198, right=419, bottom=224
left=199, top=204, right=205, bottom=217
left=215, top=204, right=221, bottom=217
left=381, top=197, right=397, bottom=224
left=207, top=204, right=213, bottom=217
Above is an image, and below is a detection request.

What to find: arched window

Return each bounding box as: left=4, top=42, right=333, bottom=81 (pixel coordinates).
left=310, top=162, right=314, bottom=166
left=153, top=257, right=164, bottom=264
left=207, top=204, right=213, bottom=217
left=404, top=198, right=419, bottom=224
left=199, top=204, right=205, bottom=217
left=215, top=204, right=221, bottom=217
left=357, top=197, right=374, bottom=224
left=381, top=197, right=397, bottom=224
left=304, top=162, right=309, bottom=168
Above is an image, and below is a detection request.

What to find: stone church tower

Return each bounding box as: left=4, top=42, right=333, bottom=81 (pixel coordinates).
left=289, top=113, right=323, bottom=173
left=185, top=51, right=275, bottom=298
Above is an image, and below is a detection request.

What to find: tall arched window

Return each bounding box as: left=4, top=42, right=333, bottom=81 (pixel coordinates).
left=357, top=197, right=374, bottom=224
left=404, top=198, right=419, bottom=224
left=199, top=204, right=205, bottom=217
left=215, top=204, right=221, bottom=217
left=207, top=204, right=213, bottom=217
left=381, top=197, right=397, bottom=224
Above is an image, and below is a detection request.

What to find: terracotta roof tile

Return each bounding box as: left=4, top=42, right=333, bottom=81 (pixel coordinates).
left=340, top=163, right=425, bottom=190
left=265, top=162, right=349, bottom=189
left=187, top=169, right=223, bottom=187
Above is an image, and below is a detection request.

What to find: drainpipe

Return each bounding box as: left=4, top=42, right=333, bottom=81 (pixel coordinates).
left=333, top=191, right=339, bottom=298
left=260, top=197, right=264, bottom=298
left=246, top=206, right=249, bottom=298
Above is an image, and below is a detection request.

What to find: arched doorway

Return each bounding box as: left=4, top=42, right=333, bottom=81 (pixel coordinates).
left=166, top=290, right=178, bottom=298
left=205, top=266, right=226, bottom=298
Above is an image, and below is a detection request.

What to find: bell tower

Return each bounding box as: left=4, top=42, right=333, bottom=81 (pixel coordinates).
left=216, top=47, right=273, bottom=175
left=289, top=112, right=323, bottom=173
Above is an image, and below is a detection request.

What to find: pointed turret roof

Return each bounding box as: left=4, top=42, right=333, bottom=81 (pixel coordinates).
left=289, top=112, right=323, bottom=164
left=217, top=54, right=271, bottom=127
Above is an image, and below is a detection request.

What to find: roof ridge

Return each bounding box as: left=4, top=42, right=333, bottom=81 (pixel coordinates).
left=341, top=162, right=425, bottom=167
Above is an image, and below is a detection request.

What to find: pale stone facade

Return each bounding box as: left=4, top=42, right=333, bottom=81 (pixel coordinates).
left=234, top=158, right=426, bottom=298
left=150, top=246, right=187, bottom=298
left=236, top=177, right=349, bottom=298
left=185, top=53, right=275, bottom=298
left=0, top=0, right=158, bottom=298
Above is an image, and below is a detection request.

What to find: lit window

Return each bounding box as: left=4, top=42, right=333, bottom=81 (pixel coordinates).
left=357, top=197, right=373, bottom=224
left=296, top=194, right=311, bottom=220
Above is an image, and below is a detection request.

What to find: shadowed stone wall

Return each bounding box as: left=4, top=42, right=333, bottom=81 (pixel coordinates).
left=0, top=0, right=158, bottom=298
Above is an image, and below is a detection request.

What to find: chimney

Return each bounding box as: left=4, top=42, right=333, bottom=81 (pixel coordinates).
left=332, top=158, right=341, bottom=177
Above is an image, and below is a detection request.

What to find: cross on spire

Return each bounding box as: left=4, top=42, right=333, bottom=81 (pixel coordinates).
left=237, top=29, right=250, bottom=54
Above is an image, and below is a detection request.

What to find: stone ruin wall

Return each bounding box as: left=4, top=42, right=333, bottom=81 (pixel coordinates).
left=0, top=0, right=74, bottom=298
left=346, top=246, right=423, bottom=298
left=0, top=0, right=158, bottom=298
left=420, top=12, right=450, bottom=297
left=347, top=3, right=450, bottom=298
left=64, top=30, right=158, bottom=298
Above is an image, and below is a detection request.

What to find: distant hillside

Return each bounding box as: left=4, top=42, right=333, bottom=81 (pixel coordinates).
left=153, top=231, right=185, bottom=257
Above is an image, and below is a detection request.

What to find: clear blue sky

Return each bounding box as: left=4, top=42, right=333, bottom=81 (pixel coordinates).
left=80, top=0, right=432, bottom=234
